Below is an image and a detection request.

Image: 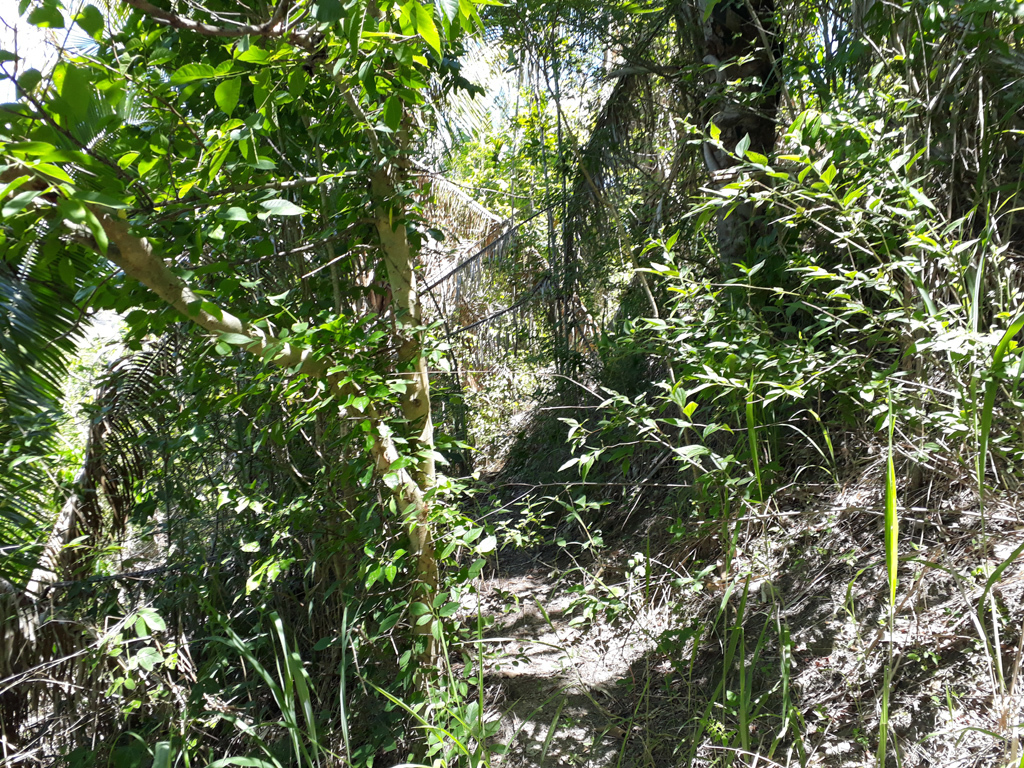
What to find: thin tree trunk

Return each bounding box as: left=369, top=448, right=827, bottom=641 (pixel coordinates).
left=25, top=464, right=94, bottom=601
left=91, top=213, right=440, bottom=665
left=699, top=0, right=781, bottom=274
left=372, top=165, right=439, bottom=666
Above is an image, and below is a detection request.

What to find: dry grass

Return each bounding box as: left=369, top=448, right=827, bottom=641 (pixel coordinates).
left=468, top=458, right=1024, bottom=768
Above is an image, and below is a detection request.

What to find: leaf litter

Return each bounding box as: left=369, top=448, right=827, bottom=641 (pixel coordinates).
left=462, top=466, right=1024, bottom=767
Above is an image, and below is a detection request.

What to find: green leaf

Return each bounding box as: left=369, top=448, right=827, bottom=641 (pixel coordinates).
left=17, top=68, right=41, bottom=92
left=410, top=1, right=441, bottom=56
left=33, top=163, right=73, bottom=183
left=133, top=646, right=162, bottom=672
left=117, top=151, right=140, bottom=169
left=152, top=742, right=172, bottom=768
left=383, top=95, right=402, bottom=131
left=979, top=310, right=1024, bottom=509
left=218, top=332, right=255, bottom=345
left=884, top=393, right=898, bottom=609
left=437, top=0, right=459, bottom=24
left=216, top=206, right=250, bottom=222
left=458, top=0, right=482, bottom=28
left=135, top=607, right=167, bottom=632
left=72, top=190, right=129, bottom=209
left=0, top=175, right=29, bottom=201
left=60, top=199, right=87, bottom=224
left=75, top=4, right=104, bottom=40
left=251, top=68, right=272, bottom=112
left=746, top=377, right=762, bottom=501
left=57, top=63, right=92, bottom=120
left=315, top=0, right=345, bottom=21
left=207, top=758, right=279, bottom=768
left=6, top=141, right=56, bottom=157
left=58, top=257, right=75, bottom=286
left=27, top=3, right=64, bottom=28
left=734, top=133, right=751, bottom=158
left=84, top=207, right=108, bottom=255
left=169, top=63, right=217, bottom=85
left=288, top=69, right=308, bottom=99
left=201, top=301, right=223, bottom=321
left=261, top=198, right=306, bottom=216
left=215, top=77, right=241, bottom=116
left=138, top=156, right=160, bottom=177
left=2, top=189, right=41, bottom=216
left=908, top=186, right=936, bottom=211
left=236, top=46, right=269, bottom=63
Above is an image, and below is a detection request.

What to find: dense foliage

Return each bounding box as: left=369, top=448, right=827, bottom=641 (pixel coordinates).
left=2, top=0, right=1024, bottom=765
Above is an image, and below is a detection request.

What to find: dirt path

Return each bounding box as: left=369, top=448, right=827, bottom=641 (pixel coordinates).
left=465, top=547, right=673, bottom=768
left=463, top=482, right=1024, bottom=768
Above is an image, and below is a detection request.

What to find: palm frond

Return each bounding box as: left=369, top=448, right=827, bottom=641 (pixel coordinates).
left=4, top=339, right=177, bottom=742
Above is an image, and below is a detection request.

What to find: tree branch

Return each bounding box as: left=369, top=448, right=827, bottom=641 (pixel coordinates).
left=122, top=0, right=311, bottom=47
left=98, top=213, right=322, bottom=374
left=93, top=214, right=432, bottom=567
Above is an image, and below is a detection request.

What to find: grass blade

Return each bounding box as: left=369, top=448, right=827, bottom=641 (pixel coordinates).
left=978, top=310, right=1024, bottom=513
left=540, top=696, right=566, bottom=767
left=746, top=375, right=762, bottom=501
left=885, top=401, right=898, bottom=610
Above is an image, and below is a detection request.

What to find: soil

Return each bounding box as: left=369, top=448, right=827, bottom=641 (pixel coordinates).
left=462, top=469, right=1024, bottom=768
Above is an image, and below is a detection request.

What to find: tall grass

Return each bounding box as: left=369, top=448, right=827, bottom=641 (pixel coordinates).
left=879, top=392, right=898, bottom=768
left=209, top=613, right=322, bottom=768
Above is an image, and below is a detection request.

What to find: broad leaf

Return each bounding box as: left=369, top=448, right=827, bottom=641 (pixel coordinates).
left=57, top=63, right=92, bottom=120
left=315, top=0, right=345, bottom=22
left=219, top=332, right=256, bottom=345
left=410, top=1, right=441, bottom=57
left=75, top=4, right=104, bottom=40
left=2, top=189, right=41, bottom=217
left=261, top=198, right=307, bottom=216
left=383, top=95, right=403, bottom=131
left=215, top=77, right=241, bottom=116
left=27, top=3, right=63, bottom=27
left=216, top=206, right=250, bottom=222
left=17, top=68, right=41, bottom=92
left=169, top=63, right=217, bottom=85
left=437, top=0, right=459, bottom=24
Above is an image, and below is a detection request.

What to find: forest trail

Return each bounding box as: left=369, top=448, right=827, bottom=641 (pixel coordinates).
left=472, top=550, right=657, bottom=768
left=463, top=477, right=1024, bottom=768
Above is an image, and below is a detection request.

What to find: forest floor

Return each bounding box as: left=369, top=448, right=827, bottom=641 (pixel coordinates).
left=462, top=461, right=1024, bottom=768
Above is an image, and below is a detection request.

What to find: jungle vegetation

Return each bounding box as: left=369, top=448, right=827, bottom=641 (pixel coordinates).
left=1, top=0, right=1024, bottom=765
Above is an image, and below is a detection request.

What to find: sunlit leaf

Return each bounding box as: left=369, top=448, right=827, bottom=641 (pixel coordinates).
left=169, top=63, right=217, bottom=85
left=215, top=77, right=241, bottom=116
left=261, top=198, right=307, bottom=216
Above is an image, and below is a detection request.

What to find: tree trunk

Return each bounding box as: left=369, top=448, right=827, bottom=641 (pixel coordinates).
left=372, top=165, right=439, bottom=667
left=700, top=0, right=782, bottom=274
left=91, top=213, right=440, bottom=666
